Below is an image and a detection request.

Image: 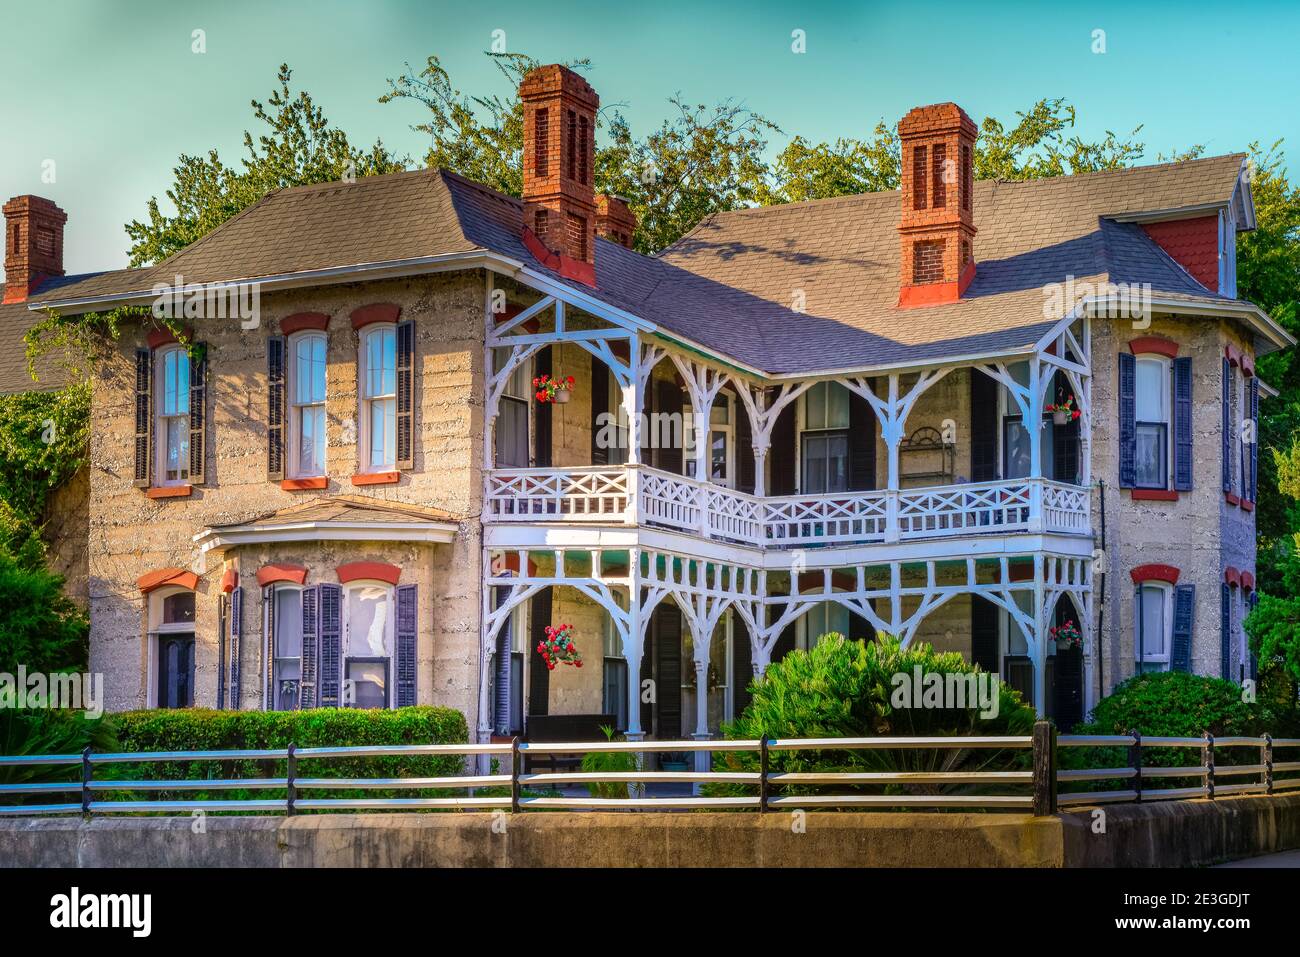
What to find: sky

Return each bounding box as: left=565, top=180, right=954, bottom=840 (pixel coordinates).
left=1, top=0, right=1297, bottom=276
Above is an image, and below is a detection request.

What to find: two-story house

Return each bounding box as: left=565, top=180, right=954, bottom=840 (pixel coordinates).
left=4, top=65, right=1289, bottom=747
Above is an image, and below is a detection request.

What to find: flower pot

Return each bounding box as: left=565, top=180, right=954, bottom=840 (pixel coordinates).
left=554, top=389, right=571, bottom=404
left=1053, top=410, right=1069, bottom=426
left=1056, top=638, right=1077, bottom=652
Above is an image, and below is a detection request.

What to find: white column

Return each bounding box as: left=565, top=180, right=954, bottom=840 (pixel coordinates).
left=622, top=548, right=645, bottom=740
left=1032, top=553, right=1047, bottom=717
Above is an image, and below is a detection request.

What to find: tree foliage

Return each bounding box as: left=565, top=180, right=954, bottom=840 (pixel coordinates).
left=0, top=383, right=90, bottom=554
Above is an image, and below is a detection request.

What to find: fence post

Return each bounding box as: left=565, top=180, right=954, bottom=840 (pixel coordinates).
left=1128, top=728, right=1142, bottom=803
left=1032, top=721, right=1057, bottom=816
left=510, top=736, right=521, bottom=813
left=759, top=737, right=770, bottom=814
left=1263, top=734, right=1273, bottom=795
left=1203, top=732, right=1215, bottom=800
left=286, top=743, right=297, bottom=816
left=80, top=746, right=92, bottom=818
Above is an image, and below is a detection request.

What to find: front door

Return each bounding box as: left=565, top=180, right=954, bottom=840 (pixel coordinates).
left=1052, top=601, right=1084, bottom=729
left=157, top=635, right=195, bottom=708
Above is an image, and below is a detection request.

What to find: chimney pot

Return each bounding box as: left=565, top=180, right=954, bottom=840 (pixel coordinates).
left=595, top=194, right=637, bottom=249
left=3, top=195, right=67, bottom=304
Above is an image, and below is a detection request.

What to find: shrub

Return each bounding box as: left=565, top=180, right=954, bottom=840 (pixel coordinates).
left=580, top=725, right=642, bottom=799
left=0, top=545, right=88, bottom=676
left=705, top=634, right=1036, bottom=802
left=0, top=710, right=115, bottom=804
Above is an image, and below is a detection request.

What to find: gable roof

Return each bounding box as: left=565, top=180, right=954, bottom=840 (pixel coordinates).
left=24, top=152, right=1282, bottom=378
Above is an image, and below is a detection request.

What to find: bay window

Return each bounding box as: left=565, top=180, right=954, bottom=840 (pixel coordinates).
left=156, top=346, right=190, bottom=485
left=288, top=333, right=327, bottom=478
left=360, top=326, right=397, bottom=472
left=1135, top=357, right=1170, bottom=488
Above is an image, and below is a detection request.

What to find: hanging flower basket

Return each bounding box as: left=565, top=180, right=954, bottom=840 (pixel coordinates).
left=1045, top=390, right=1081, bottom=426
left=538, top=623, right=583, bottom=670
left=533, top=374, right=575, bottom=404
left=1050, top=619, right=1082, bottom=651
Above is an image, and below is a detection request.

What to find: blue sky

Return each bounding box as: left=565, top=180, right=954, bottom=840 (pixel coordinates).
left=2, top=0, right=1296, bottom=275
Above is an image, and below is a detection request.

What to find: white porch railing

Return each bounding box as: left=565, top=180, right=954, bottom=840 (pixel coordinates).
left=485, top=466, right=1091, bottom=547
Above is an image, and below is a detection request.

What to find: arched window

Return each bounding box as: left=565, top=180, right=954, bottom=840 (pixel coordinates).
left=343, top=581, right=394, bottom=708
left=148, top=586, right=195, bottom=708
left=155, top=345, right=190, bottom=486
left=1135, top=356, right=1171, bottom=489
left=1135, top=582, right=1173, bottom=672
left=359, top=326, right=397, bottom=472
left=287, top=332, right=327, bottom=478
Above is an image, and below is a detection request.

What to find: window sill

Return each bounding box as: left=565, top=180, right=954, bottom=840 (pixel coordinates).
left=1225, top=491, right=1241, bottom=507
left=146, top=485, right=193, bottom=499
left=1130, top=488, right=1178, bottom=501
left=1241, top=499, right=1254, bottom=512
left=281, top=477, right=328, bottom=491
left=351, top=471, right=400, bottom=486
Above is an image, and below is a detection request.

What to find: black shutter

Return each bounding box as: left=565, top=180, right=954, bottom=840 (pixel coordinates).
left=1173, top=356, right=1192, bottom=491
left=263, top=585, right=276, bottom=709
left=534, top=347, right=552, bottom=467
left=267, top=336, right=285, bottom=481
left=318, top=583, right=342, bottom=707
left=769, top=402, right=797, bottom=495
left=655, top=378, right=684, bottom=473
left=772, top=621, right=797, bottom=664
left=299, top=585, right=318, bottom=709
left=735, top=393, right=755, bottom=494
left=970, top=596, right=999, bottom=672
left=732, top=617, right=753, bottom=717
left=1171, top=583, right=1195, bottom=673
left=653, top=603, right=682, bottom=738
left=1052, top=371, right=1079, bottom=484
left=188, top=343, right=207, bottom=485
left=849, top=610, right=872, bottom=642
left=217, top=593, right=227, bottom=709
left=493, top=587, right=513, bottom=735
left=133, top=348, right=152, bottom=487
left=590, top=353, right=609, bottom=466
left=228, top=586, right=242, bottom=709
left=1220, top=582, right=1232, bottom=679
left=528, top=589, right=551, bottom=717
left=1222, top=357, right=1232, bottom=493
left=396, top=320, right=415, bottom=470
left=395, top=583, right=417, bottom=706
left=1118, top=352, right=1136, bottom=488
left=970, top=370, right=999, bottom=482
left=1249, top=376, right=1259, bottom=501
left=848, top=387, right=877, bottom=491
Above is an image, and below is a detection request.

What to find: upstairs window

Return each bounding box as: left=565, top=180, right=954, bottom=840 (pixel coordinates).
left=800, top=382, right=850, bottom=494
left=288, top=332, right=327, bottom=478
left=1135, top=357, right=1170, bottom=488
left=156, top=346, right=190, bottom=485
left=360, top=325, right=397, bottom=471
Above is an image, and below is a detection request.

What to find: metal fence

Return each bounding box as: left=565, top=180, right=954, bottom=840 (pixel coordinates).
left=3, top=723, right=1299, bottom=816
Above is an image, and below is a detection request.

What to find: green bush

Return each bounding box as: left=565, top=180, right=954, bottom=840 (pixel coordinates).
left=705, top=634, right=1036, bottom=803
left=101, top=706, right=469, bottom=807
left=580, top=725, right=641, bottom=799
left=0, top=545, right=88, bottom=676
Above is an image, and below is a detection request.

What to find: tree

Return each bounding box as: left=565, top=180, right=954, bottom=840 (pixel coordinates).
left=1247, top=438, right=1300, bottom=691
left=125, top=64, right=406, bottom=266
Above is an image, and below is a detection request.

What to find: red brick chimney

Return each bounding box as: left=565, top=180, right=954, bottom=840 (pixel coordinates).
left=520, top=65, right=599, bottom=285
left=897, top=104, right=977, bottom=307
left=595, top=194, right=636, bottom=249
left=3, top=195, right=67, bottom=303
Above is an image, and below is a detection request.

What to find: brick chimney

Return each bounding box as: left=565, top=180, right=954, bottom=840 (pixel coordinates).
left=595, top=194, right=636, bottom=249
left=520, top=64, right=599, bottom=285
left=897, top=104, right=977, bottom=307
left=3, top=195, right=67, bottom=303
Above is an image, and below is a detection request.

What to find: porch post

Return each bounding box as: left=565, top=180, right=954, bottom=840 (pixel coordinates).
left=1032, top=552, right=1048, bottom=717
left=881, top=376, right=903, bottom=543
left=1026, top=358, right=1046, bottom=532
left=623, top=548, right=645, bottom=740
left=622, top=334, right=642, bottom=467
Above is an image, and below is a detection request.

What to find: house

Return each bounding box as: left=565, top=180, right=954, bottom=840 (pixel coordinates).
left=3, top=65, right=1289, bottom=744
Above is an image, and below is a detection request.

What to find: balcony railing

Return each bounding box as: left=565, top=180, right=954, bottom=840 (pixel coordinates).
left=484, top=465, right=1091, bottom=548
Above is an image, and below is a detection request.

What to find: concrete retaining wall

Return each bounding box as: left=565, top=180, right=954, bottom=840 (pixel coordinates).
left=4, top=793, right=1298, bottom=868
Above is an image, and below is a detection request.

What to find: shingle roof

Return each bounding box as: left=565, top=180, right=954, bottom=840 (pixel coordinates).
left=209, top=494, right=460, bottom=530
left=21, top=153, right=1259, bottom=377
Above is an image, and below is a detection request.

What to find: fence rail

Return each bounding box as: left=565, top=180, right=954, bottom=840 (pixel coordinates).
left=3, top=725, right=1299, bottom=816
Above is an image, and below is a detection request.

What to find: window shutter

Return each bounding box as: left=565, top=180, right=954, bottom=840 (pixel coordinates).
left=653, top=603, right=683, bottom=739
left=528, top=589, right=552, bottom=718
left=970, top=597, right=1000, bottom=672
left=736, top=394, right=755, bottom=494
left=1249, top=376, right=1259, bottom=501
left=318, top=583, right=342, bottom=707
left=655, top=378, right=684, bottom=474
left=1220, top=583, right=1231, bottom=679
left=534, top=346, right=552, bottom=468
left=732, top=616, right=753, bottom=716
left=1221, top=358, right=1232, bottom=493
left=772, top=622, right=797, bottom=663
left=493, top=585, right=513, bottom=735
left=396, top=583, right=417, bottom=707
left=848, top=388, right=877, bottom=491
left=299, top=585, right=318, bottom=709
left=133, top=348, right=152, bottom=488
left=970, top=370, right=999, bottom=482
left=1171, top=583, right=1195, bottom=673
left=262, top=585, right=275, bottom=710
left=229, top=586, right=242, bottom=709
left=395, top=320, right=415, bottom=470
left=1173, top=356, right=1192, bottom=491
left=188, top=343, right=207, bottom=485
left=1052, top=370, right=1080, bottom=483
left=267, top=336, right=286, bottom=481
left=590, top=353, right=609, bottom=466
left=768, top=402, right=797, bottom=495
left=1118, top=352, right=1136, bottom=488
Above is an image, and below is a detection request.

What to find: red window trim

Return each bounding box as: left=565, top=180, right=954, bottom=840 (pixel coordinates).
left=146, top=484, right=193, bottom=499
left=1224, top=567, right=1241, bottom=588
left=1241, top=571, right=1255, bottom=592
left=220, top=568, right=239, bottom=594
left=352, top=471, right=399, bottom=486
left=337, top=561, right=401, bottom=586
left=146, top=325, right=194, bottom=350
left=281, top=312, right=330, bottom=335
left=1131, top=563, right=1180, bottom=585
left=1131, top=488, right=1179, bottom=501
left=350, top=303, right=401, bottom=330
left=1225, top=491, right=1241, bottom=507
left=1224, top=345, right=1241, bottom=367
left=256, top=563, right=308, bottom=587
left=492, top=553, right=539, bottom=578
left=281, top=477, right=328, bottom=491
left=1241, top=499, right=1255, bottom=512
left=1128, top=336, right=1179, bottom=358
left=138, top=567, right=199, bottom=595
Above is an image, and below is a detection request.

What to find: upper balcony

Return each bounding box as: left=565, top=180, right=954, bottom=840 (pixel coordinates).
left=485, top=465, right=1090, bottom=549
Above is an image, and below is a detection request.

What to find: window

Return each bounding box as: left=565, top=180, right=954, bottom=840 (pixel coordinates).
left=602, top=595, right=628, bottom=731
left=685, top=394, right=733, bottom=485
left=494, top=348, right=530, bottom=468
left=1001, top=362, right=1053, bottom=479
left=1135, top=357, right=1170, bottom=488
left=271, top=588, right=304, bottom=710
left=360, top=326, right=397, bottom=471
left=1219, top=208, right=1237, bottom=297
left=156, top=346, right=190, bottom=485
left=149, top=588, right=195, bottom=708
left=1135, top=583, right=1172, bottom=671
left=798, top=602, right=850, bottom=651
left=681, top=613, right=733, bottom=734
left=288, top=333, right=327, bottom=478
left=800, top=382, right=850, bottom=494
left=344, top=583, right=394, bottom=708
left=1229, top=362, right=1242, bottom=495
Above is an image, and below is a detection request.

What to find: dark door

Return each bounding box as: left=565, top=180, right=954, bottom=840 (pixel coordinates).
left=651, top=603, right=682, bottom=739
left=1052, top=371, right=1080, bottom=483
left=527, top=590, right=552, bottom=722
left=1053, top=601, right=1084, bottom=730
left=157, top=635, right=195, bottom=708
